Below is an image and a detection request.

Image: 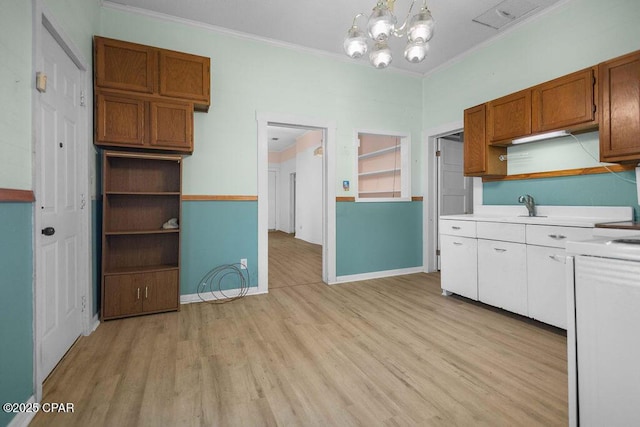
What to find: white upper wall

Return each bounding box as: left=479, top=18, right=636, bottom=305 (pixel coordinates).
left=99, top=6, right=423, bottom=197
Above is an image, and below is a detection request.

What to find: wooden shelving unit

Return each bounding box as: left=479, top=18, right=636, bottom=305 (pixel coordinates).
left=101, top=151, right=182, bottom=320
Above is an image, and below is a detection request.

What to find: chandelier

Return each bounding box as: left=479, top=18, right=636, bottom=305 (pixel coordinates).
left=343, top=0, right=434, bottom=69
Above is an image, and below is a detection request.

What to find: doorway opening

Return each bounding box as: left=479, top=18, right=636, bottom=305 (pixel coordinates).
left=267, top=126, right=323, bottom=287
left=435, top=131, right=473, bottom=269
left=256, top=113, right=337, bottom=291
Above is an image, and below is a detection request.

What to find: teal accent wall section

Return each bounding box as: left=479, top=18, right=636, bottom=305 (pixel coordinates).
left=181, top=201, right=258, bottom=295
left=483, top=172, right=640, bottom=220
left=336, top=201, right=422, bottom=276
left=0, top=203, right=34, bottom=427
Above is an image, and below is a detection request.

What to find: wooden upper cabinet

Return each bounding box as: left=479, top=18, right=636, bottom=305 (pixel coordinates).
left=464, top=104, right=506, bottom=177
left=95, top=37, right=156, bottom=94
left=150, top=101, right=193, bottom=151
left=94, top=36, right=210, bottom=153
left=599, top=50, right=640, bottom=162
left=96, top=92, right=147, bottom=147
left=532, top=68, right=596, bottom=133
left=159, top=51, right=210, bottom=111
left=487, top=89, right=531, bottom=143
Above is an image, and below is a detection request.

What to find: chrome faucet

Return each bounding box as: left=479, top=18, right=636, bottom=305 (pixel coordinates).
left=518, top=194, right=536, bottom=217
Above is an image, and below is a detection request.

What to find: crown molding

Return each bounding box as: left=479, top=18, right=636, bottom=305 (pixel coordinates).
left=101, top=1, right=423, bottom=78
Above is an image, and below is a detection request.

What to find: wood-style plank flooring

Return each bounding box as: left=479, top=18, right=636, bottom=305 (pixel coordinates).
left=268, top=231, right=322, bottom=288
left=31, top=272, right=567, bottom=426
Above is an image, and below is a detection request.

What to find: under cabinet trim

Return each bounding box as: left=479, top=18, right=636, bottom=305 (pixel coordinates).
left=482, top=163, right=635, bottom=182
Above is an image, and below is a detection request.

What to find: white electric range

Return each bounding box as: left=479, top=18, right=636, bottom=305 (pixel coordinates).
left=566, top=231, right=640, bottom=427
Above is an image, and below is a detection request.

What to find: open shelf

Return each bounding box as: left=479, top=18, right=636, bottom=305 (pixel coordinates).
left=105, top=228, right=179, bottom=236
left=358, top=145, right=400, bottom=160
left=104, top=264, right=179, bottom=276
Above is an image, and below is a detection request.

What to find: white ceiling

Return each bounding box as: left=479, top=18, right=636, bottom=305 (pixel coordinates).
left=105, top=0, right=564, bottom=74
left=267, top=126, right=309, bottom=152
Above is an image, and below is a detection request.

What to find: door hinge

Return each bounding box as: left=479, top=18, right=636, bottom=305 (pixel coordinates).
left=593, top=104, right=597, bottom=114
left=436, top=249, right=441, bottom=256
left=436, top=150, right=441, bottom=157
left=80, top=90, right=86, bottom=107
left=81, top=295, right=86, bottom=313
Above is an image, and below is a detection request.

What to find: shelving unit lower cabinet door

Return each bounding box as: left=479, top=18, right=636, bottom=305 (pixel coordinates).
left=526, top=245, right=567, bottom=329
left=103, top=274, right=143, bottom=319
left=478, top=239, right=528, bottom=316
left=140, top=270, right=179, bottom=313
left=440, top=234, right=478, bottom=300
left=103, top=270, right=179, bottom=319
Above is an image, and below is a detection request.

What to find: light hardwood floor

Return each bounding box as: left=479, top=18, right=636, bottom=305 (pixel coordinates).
left=268, top=231, right=322, bottom=288
left=31, top=272, right=567, bottom=426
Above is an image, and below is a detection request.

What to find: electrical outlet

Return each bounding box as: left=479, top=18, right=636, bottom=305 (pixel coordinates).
left=240, top=258, right=247, bottom=270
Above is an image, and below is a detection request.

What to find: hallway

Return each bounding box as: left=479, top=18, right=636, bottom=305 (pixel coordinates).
left=268, top=231, right=322, bottom=288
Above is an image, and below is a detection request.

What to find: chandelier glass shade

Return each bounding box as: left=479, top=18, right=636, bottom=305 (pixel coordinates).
left=344, top=0, right=434, bottom=69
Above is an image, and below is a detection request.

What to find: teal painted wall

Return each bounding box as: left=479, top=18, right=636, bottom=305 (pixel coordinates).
left=484, top=171, right=640, bottom=220
left=336, top=202, right=422, bottom=276
left=0, top=203, right=34, bottom=427
left=181, top=201, right=258, bottom=294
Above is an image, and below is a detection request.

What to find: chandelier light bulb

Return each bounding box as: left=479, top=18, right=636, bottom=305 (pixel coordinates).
left=367, top=3, right=396, bottom=41
left=343, top=26, right=368, bottom=59
left=370, top=41, right=392, bottom=68
left=404, top=39, right=428, bottom=63
left=408, top=7, right=434, bottom=42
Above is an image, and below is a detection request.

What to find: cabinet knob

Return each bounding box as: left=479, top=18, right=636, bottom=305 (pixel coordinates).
left=452, top=226, right=461, bottom=230
left=137, top=287, right=140, bottom=300
left=493, top=248, right=507, bottom=252
left=453, top=242, right=463, bottom=246
left=145, top=286, right=148, bottom=299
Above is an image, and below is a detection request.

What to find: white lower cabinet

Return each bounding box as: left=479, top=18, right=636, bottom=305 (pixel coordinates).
left=477, top=239, right=528, bottom=316
left=440, top=218, right=595, bottom=329
left=440, top=234, right=478, bottom=300
left=526, top=245, right=567, bottom=328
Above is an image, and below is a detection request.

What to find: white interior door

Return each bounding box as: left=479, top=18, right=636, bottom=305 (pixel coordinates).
left=268, top=170, right=277, bottom=230
left=437, top=135, right=473, bottom=269
left=37, top=26, right=84, bottom=380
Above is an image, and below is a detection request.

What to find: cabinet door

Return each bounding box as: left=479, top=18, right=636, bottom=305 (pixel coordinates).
left=440, top=235, right=478, bottom=300
left=599, top=50, right=640, bottom=162
left=526, top=245, right=567, bottom=329
left=103, top=275, right=143, bottom=319
left=159, top=50, right=210, bottom=109
left=532, top=68, right=596, bottom=133
left=478, top=239, right=528, bottom=316
left=142, top=270, right=179, bottom=313
left=150, top=101, right=193, bottom=152
left=463, top=104, right=506, bottom=177
left=95, top=37, right=156, bottom=94
left=96, top=92, right=147, bottom=146
left=487, top=89, right=532, bottom=143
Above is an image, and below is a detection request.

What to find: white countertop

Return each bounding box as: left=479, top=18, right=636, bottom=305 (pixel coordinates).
left=567, top=236, right=640, bottom=261
left=440, top=205, right=633, bottom=228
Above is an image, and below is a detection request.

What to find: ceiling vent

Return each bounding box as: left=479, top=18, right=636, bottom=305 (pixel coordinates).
left=472, top=0, right=539, bottom=30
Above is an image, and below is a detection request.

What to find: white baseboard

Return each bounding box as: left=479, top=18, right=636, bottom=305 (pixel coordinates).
left=7, top=395, right=37, bottom=427
left=91, top=314, right=100, bottom=332
left=180, top=286, right=267, bottom=304
left=332, top=266, right=424, bottom=285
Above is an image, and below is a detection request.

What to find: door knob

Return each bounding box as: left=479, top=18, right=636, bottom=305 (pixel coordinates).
left=41, top=227, right=55, bottom=236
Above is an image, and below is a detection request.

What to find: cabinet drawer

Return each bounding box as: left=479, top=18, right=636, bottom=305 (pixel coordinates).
left=526, top=225, right=593, bottom=248
left=440, top=219, right=476, bottom=237
left=477, top=221, right=525, bottom=243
